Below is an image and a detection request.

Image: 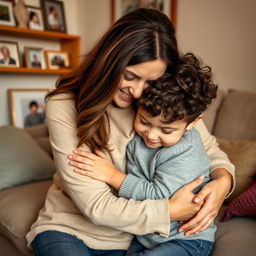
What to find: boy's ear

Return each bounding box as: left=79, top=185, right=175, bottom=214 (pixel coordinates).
left=186, top=114, right=203, bottom=130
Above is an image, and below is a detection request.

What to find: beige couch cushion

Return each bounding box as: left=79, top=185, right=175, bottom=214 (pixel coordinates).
left=203, top=90, right=225, bottom=133
left=213, top=89, right=256, bottom=139
left=217, top=138, right=256, bottom=203
left=0, top=181, right=52, bottom=256
left=212, top=206, right=256, bottom=256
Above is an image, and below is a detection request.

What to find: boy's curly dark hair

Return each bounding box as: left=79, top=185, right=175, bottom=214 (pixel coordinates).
left=138, top=53, right=218, bottom=124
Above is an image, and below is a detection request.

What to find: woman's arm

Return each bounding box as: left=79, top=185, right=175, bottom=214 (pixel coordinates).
left=46, top=95, right=171, bottom=237
left=178, top=120, right=235, bottom=236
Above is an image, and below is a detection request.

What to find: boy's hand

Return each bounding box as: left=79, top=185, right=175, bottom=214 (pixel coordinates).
left=68, top=149, right=126, bottom=189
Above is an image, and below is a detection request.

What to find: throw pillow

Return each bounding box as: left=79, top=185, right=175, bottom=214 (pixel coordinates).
left=217, top=138, right=256, bottom=203
left=0, top=126, right=56, bottom=190
left=221, top=181, right=256, bottom=221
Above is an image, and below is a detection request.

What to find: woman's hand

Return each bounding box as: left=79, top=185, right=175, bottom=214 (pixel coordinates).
left=68, top=149, right=127, bottom=190
left=169, top=176, right=204, bottom=222
left=178, top=168, right=232, bottom=236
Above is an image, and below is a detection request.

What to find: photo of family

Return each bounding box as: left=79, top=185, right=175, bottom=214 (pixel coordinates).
left=8, top=88, right=49, bottom=128
left=0, top=41, right=20, bottom=67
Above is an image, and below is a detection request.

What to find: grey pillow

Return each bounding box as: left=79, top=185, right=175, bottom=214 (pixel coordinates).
left=0, top=126, right=56, bottom=190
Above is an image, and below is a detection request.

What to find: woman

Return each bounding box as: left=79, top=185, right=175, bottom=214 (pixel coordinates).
left=26, top=8, right=234, bottom=256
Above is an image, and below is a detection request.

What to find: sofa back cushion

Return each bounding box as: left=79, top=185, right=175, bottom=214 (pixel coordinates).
left=213, top=89, right=256, bottom=140
left=0, top=126, right=56, bottom=190
left=203, top=89, right=225, bottom=133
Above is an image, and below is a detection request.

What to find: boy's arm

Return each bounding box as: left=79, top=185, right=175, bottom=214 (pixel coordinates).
left=71, top=149, right=127, bottom=191
left=119, top=142, right=209, bottom=201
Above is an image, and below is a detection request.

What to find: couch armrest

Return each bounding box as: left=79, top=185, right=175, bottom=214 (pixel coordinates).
left=24, top=124, right=49, bottom=139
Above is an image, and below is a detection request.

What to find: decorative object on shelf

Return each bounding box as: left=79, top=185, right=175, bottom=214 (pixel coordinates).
left=24, top=46, right=46, bottom=69
left=41, top=0, right=66, bottom=33
left=45, top=50, right=69, bottom=69
left=111, top=0, right=176, bottom=24
left=0, top=40, right=20, bottom=67
left=14, top=0, right=29, bottom=28
left=0, top=0, right=16, bottom=26
left=27, top=6, right=44, bottom=30
left=8, top=88, right=50, bottom=128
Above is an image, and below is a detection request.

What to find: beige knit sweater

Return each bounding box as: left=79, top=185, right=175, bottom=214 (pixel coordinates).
left=26, top=93, right=235, bottom=250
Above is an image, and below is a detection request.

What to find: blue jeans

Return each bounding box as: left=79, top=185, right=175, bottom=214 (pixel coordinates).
left=32, top=230, right=127, bottom=256
left=126, top=237, right=214, bottom=256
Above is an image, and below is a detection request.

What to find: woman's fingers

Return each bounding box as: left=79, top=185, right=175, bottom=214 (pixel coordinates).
left=73, top=149, right=96, bottom=160
left=69, top=159, right=93, bottom=170
left=95, top=149, right=108, bottom=159
left=186, top=218, right=214, bottom=236
left=74, top=167, right=93, bottom=177
left=179, top=193, right=216, bottom=233
left=183, top=212, right=212, bottom=236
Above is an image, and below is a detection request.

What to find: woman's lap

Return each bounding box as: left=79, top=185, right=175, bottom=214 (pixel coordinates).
left=126, top=237, right=214, bottom=256
left=32, top=230, right=126, bottom=256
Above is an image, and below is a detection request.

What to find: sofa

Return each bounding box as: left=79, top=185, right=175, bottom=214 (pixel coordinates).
left=0, top=89, right=255, bottom=256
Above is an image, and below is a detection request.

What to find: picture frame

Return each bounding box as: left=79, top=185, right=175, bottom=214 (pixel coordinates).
left=0, top=0, right=16, bottom=26
left=0, top=41, right=20, bottom=67
left=8, top=88, right=50, bottom=128
left=27, top=6, right=44, bottom=30
left=45, top=50, right=70, bottom=69
left=41, top=0, right=67, bottom=33
left=111, top=0, right=177, bottom=25
left=24, top=47, right=46, bottom=69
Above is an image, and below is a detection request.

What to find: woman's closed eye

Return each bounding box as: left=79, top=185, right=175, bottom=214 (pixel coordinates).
left=123, top=72, right=136, bottom=81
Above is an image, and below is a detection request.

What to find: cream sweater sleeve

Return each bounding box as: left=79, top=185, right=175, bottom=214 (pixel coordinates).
left=194, top=120, right=235, bottom=197
left=45, top=95, right=170, bottom=237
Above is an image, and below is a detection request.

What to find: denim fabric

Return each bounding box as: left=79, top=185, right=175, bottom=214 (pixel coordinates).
left=32, top=231, right=127, bottom=256
left=126, top=237, right=214, bottom=256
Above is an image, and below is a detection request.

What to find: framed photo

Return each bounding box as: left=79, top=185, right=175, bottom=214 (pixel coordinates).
left=8, top=88, right=50, bottom=128
left=111, top=0, right=176, bottom=24
left=41, top=0, right=67, bottom=33
left=27, top=6, right=44, bottom=30
left=45, top=50, right=69, bottom=69
left=0, top=41, right=20, bottom=67
left=24, top=47, right=46, bottom=69
left=0, top=0, right=16, bottom=26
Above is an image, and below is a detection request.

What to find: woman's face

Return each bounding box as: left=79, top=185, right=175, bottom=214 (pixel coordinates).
left=113, top=59, right=167, bottom=108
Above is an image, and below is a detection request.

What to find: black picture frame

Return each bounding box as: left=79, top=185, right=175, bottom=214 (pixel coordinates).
left=41, top=0, right=66, bottom=33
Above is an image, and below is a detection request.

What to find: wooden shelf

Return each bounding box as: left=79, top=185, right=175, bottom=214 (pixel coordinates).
left=0, top=25, right=81, bottom=74
left=0, top=66, right=73, bottom=74
left=0, top=25, right=79, bottom=41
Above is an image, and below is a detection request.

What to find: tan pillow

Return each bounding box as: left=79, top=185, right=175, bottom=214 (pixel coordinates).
left=217, top=138, right=256, bottom=203
left=214, top=90, right=256, bottom=140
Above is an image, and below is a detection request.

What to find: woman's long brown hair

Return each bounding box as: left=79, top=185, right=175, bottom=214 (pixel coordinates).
left=46, top=8, right=179, bottom=152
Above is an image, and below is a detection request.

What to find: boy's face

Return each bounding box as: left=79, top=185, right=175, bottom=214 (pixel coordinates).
left=134, top=108, right=193, bottom=149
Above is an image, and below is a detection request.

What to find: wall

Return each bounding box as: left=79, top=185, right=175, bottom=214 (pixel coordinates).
left=0, top=0, right=79, bottom=126
left=1, top=0, right=255, bottom=126
left=176, top=0, right=256, bottom=93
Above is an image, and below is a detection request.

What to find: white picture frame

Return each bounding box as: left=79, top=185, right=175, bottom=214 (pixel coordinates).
left=8, top=88, right=50, bottom=128
left=0, top=0, right=16, bottom=26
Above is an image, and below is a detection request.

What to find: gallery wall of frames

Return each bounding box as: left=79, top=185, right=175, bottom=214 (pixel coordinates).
left=0, top=0, right=80, bottom=74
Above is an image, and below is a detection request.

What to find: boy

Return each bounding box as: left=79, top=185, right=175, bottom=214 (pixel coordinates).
left=73, top=53, right=218, bottom=256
